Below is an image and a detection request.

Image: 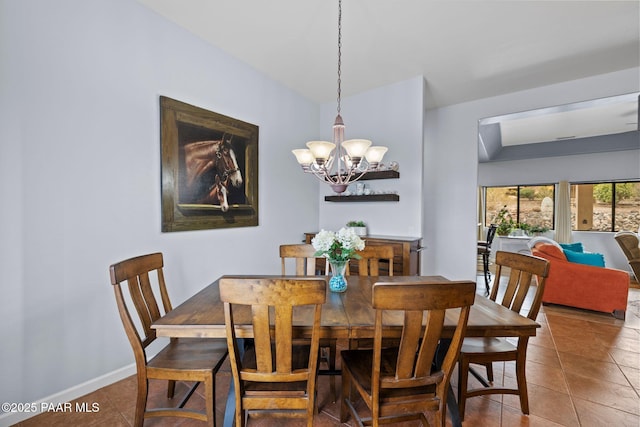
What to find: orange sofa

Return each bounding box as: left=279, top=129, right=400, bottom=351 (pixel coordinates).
left=531, top=243, right=629, bottom=320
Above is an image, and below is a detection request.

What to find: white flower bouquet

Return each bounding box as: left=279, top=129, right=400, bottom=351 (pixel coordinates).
left=311, top=227, right=365, bottom=262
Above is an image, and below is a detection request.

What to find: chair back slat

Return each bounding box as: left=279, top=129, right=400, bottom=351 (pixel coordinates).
left=275, top=305, right=294, bottom=373
left=416, top=310, right=446, bottom=377
left=395, top=310, right=423, bottom=379
left=127, top=277, right=157, bottom=347
left=251, top=304, right=274, bottom=372
left=138, top=272, right=162, bottom=327
left=352, top=245, right=394, bottom=276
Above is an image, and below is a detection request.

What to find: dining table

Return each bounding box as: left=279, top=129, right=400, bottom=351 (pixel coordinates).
left=152, top=275, right=540, bottom=427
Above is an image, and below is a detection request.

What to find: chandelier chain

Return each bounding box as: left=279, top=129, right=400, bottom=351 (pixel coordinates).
left=336, top=0, right=342, bottom=114
left=292, top=0, right=388, bottom=194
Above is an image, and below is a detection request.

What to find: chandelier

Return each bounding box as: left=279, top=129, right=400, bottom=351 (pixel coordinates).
left=292, top=0, right=388, bottom=194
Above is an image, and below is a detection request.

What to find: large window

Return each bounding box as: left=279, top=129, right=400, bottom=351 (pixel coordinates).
left=571, top=181, right=640, bottom=232
left=484, top=185, right=555, bottom=230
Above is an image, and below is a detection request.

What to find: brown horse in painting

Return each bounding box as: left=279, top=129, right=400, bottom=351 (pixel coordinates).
left=198, top=175, right=229, bottom=211
left=183, top=136, right=242, bottom=209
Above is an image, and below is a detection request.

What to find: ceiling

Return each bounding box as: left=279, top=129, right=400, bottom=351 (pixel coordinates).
left=478, top=92, right=640, bottom=162
left=135, top=0, right=639, bottom=109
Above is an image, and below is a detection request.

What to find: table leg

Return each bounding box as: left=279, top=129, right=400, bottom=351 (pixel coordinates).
left=222, top=338, right=249, bottom=427
left=447, top=385, right=462, bottom=427
left=434, top=339, right=462, bottom=427
left=223, top=387, right=235, bottom=427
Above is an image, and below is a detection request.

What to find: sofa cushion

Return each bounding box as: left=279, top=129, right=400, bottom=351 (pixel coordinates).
left=563, top=249, right=605, bottom=267
left=534, top=243, right=567, bottom=261
left=528, top=236, right=562, bottom=250
left=560, top=242, right=584, bottom=252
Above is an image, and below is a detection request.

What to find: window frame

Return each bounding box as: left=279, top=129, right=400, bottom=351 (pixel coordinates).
left=482, top=184, right=556, bottom=228
left=570, top=180, right=640, bottom=232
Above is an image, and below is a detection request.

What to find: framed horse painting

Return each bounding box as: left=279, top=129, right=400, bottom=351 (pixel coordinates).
left=160, top=96, right=259, bottom=232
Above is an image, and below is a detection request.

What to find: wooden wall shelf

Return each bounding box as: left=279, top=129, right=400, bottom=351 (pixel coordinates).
left=357, top=170, right=399, bottom=180
left=330, top=170, right=399, bottom=181
left=324, top=194, right=399, bottom=202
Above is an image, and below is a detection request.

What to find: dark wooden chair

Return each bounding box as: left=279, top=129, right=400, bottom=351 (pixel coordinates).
left=457, top=251, right=550, bottom=420
left=219, top=276, right=326, bottom=427
left=340, top=280, right=476, bottom=427
left=109, top=252, right=228, bottom=427
left=279, top=243, right=336, bottom=400
left=478, top=224, right=498, bottom=294
left=279, top=243, right=328, bottom=276
left=349, top=245, right=395, bottom=276
left=347, top=244, right=397, bottom=351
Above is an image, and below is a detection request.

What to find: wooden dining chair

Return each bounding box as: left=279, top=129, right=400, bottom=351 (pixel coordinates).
left=347, top=244, right=397, bottom=351
left=457, top=251, right=550, bottom=420
left=340, top=280, right=476, bottom=427
left=279, top=243, right=328, bottom=276
left=279, top=243, right=339, bottom=402
left=349, top=244, right=395, bottom=276
left=219, top=276, right=326, bottom=427
left=109, top=252, right=228, bottom=427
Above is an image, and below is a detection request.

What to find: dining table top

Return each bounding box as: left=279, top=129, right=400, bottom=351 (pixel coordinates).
left=152, top=275, right=540, bottom=340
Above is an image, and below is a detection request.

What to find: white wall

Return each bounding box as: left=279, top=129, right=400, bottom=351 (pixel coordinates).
left=317, top=77, right=425, bottom=237
left=0, top=0, right=320, bottom=410
left=423, top=68, right=640, bottom=280
left=2, top=0, right=638, bottom=417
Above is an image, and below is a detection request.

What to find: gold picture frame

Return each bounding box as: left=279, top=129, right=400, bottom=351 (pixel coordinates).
left=160, top=96, right=259, bottom=232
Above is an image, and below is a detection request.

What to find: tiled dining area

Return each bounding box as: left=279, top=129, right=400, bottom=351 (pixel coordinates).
left=13, top=280, right=640, bottom=427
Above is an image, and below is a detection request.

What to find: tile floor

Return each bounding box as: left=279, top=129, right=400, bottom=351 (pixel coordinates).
left=13, top=278, right=640, bottom=426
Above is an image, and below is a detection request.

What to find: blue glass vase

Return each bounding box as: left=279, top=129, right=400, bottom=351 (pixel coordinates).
left=329, top=259, right=348, bottom=293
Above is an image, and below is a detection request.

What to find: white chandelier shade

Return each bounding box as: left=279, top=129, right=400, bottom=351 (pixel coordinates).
left=306, top=141, right=336, bottom=163
left=364, top=146, right=388, bottom=167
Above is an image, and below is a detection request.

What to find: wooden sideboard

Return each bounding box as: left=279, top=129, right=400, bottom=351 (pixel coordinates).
left=304, top=233, right=422, bottom=276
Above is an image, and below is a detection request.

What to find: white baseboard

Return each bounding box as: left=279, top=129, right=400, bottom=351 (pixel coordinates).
left=0, top=363, right=136, bottom=427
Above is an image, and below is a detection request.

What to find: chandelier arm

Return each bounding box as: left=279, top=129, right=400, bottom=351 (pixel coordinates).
left=308, top=169, right=336, bottom=185
left=341, top=170, right=367, bottom=185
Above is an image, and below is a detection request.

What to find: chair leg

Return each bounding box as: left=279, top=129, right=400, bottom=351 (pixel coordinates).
left=457, top=356, right=469, bottom=421
left=204, top=373, right=216, bottom=427
left=516, top=348, right=529, bottom=414
left=329, top=341, right=337, bottom=402
left=340, top=368, right=351, bottom=423
left=134, top=377, right=148, bottom=427
left=307, top=387, right=316, bottom=427
left=485, top=362, right=494, bottom=382
left=483, top=254, right=490, bottom=295
left=167, top=380, right=176, bottom=398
